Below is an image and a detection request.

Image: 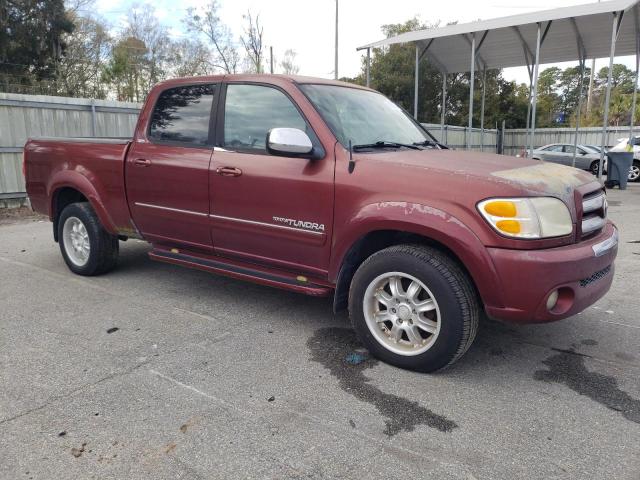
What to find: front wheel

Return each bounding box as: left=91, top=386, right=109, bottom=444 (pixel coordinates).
left=348, top=245, right=479, bottom=373
left=58, top=202, right=119, bottom=276
left=629, top=160, right=640, bottom=182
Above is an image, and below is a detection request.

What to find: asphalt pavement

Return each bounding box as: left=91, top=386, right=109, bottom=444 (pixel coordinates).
left=1, top=185, right=639, bottom=479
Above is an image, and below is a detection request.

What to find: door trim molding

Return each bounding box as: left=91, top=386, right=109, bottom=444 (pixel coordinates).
left=209, top=213, right=324, bottom=236
left=134, top=202, right=208, bottom=217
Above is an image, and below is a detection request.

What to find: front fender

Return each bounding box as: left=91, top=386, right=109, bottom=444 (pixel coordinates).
left=48, top=170, right=118, bottom=235
left=330, top=201, right=504, bottom=309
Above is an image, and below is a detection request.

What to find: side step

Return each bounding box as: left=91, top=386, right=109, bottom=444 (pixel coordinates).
left=149, top=248, right=333, bottom=297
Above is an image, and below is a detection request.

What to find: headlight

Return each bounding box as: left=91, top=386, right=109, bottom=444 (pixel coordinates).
left=477, top=197, right=572, bottom=239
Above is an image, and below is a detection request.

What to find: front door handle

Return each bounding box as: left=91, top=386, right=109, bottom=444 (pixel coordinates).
left=216, top=166, right=242, bottom=177
left=133, top=158, right=151, bottom=167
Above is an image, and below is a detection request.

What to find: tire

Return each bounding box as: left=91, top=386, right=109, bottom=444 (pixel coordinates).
left=348, top=244, right=479, bottom=373
left=590, top=160, right=601, bottom=176
left=629, top=160, right=640, bottom=182
left=58, top=202, right=119, bottom=276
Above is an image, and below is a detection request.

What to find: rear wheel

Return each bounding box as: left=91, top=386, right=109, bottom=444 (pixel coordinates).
left=348, top=245, right=479, bottom=372
left=629, top=160, right=640, bottom=182
left=58, top=202, right=118, bottom=276
left=590, top=160, right=601, bottom=176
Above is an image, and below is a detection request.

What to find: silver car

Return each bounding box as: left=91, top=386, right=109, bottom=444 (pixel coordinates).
left=531, top=143, right=606, bottom=175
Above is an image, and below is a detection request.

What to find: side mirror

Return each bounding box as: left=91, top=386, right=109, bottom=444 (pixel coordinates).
left=267, top=128, right=313, bottom=156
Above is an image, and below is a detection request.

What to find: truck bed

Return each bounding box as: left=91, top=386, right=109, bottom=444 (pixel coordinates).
left=24, top=136, right=135, bottom=236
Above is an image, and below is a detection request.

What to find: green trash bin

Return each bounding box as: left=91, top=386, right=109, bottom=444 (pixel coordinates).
left=605, top=151, right=634, bottom=190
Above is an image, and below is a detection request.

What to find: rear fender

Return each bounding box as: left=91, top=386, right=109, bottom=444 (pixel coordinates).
left=49, top=171, right=118, bottom=236
left=330, top=201, right=504, bottom=309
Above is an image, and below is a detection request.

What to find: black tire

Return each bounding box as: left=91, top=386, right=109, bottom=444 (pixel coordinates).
left=590, top=160, right=601, bottom=176
left=348, top=244, right=479, bottom=373
left=58, top=202, right=119, bottom=276
left=630, top=160, right=640, bottom=182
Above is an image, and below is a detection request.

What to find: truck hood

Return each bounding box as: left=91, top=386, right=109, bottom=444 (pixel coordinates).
left=360, top=148, right=597, bottom=202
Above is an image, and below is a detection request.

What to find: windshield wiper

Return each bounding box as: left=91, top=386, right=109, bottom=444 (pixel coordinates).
left=412, top=139, right=444, bottom=149
left=352, top=141, right=421, bottom=151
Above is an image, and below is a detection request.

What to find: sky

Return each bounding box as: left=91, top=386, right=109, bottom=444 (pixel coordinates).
left=89, top=0, right=637, bottom=84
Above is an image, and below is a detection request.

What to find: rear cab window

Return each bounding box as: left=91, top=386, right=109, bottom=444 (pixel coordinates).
left=149, top=84, right=216, bottom=146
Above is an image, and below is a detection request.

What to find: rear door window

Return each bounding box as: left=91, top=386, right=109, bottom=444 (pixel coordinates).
left=149, top=84, right=216, bottom=146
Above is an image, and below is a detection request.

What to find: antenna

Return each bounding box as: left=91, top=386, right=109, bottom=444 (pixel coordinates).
left=348, top=140, right=355, bottom=173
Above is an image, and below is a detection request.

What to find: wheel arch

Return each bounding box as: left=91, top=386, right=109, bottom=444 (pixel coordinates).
left=331, top=204, right=502, bottom=313
left=50, top=174, right=118, bottom=241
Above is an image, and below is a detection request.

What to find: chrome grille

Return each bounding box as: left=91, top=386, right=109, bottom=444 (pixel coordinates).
left=581, top=190, right=607, bottom=238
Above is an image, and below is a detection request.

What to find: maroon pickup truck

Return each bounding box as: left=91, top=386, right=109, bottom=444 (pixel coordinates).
left=24, top=74, right=618, bottom=372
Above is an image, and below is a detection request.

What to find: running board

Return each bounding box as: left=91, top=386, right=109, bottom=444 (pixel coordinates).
left=149, top=249, right=332, bottom=297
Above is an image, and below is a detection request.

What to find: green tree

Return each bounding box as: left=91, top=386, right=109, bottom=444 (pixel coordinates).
left=0, top=0, right=74, bottom=92
left=102, top=36, right=147, bottom=102
left=596, top=64, right=635, bottom=93
left=122, top=6, right=171, bottom=97
left=167, top=39, right=212, bottom=78
left=536, top=67, right=560, bottom=126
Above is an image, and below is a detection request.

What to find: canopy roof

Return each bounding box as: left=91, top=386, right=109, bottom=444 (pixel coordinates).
left=357, top=0, right=640, bottom=73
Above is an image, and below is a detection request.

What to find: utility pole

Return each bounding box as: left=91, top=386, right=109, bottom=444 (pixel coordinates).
left=270, top=46, right=274, bottom=74
left=334, top=0, right=339, bottom=80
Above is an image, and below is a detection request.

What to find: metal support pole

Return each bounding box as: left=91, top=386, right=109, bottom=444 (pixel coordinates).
left=570, top=17, right=587, bottom=167
left=467, top=34, right=476, bottom=150
left=334, top=0, right=338, bottom=80
left=414, top=44, right=419, bottom=120
left=441, top=72, right=447, bottom=141
left=587, top=57, right=596, bottom=113
left=529, top=23, right=542, bottom=159
left=270, top=46, right=274, bottom=74
left=366, top=48, right=371, bottom=87
left=90, top=99, right=97, bottom=136
left=480, top=68, right=486, bottom=152
left=629, top=10, right=639, bottom=141
left=572, top=60, right=586, bottom=167
left=525, top=82, right=533, bottom=156
left=599, top=11, right=623, bottom=180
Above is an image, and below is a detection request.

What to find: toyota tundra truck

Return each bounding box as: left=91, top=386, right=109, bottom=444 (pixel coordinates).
left=23, top=74, right=618, bottom=372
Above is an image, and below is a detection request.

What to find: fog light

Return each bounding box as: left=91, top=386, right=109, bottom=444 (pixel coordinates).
left=546, top=290, right=559, bottom=311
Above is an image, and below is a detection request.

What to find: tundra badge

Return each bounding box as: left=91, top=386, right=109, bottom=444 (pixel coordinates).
left=272, top=216, right=325, bottom=232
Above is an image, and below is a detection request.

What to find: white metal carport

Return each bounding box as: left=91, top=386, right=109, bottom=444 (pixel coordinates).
left=357, top=0, right=640, bottom=178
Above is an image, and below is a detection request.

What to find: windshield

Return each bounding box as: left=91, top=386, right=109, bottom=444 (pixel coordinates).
left=299, top=84, right=435, bottom=148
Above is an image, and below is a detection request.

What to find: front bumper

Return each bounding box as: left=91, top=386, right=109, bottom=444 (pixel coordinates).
left=485, top=222, right=618, bottom=323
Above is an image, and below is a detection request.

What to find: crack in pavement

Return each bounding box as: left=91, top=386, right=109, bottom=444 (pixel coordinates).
left=0, top=359, right=151, bottom=425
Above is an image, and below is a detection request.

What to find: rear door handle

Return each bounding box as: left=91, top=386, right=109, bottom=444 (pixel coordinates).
left=133, top=158, right=151, bottom=167
left=216, top=166, right=242, bottom=177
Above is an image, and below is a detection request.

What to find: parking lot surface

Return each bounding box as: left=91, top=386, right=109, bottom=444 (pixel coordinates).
left=1, top=185, right=639, bottom=480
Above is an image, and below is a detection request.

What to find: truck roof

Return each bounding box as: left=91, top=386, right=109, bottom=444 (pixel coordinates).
left=153, top=74, right=372, bottom=91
